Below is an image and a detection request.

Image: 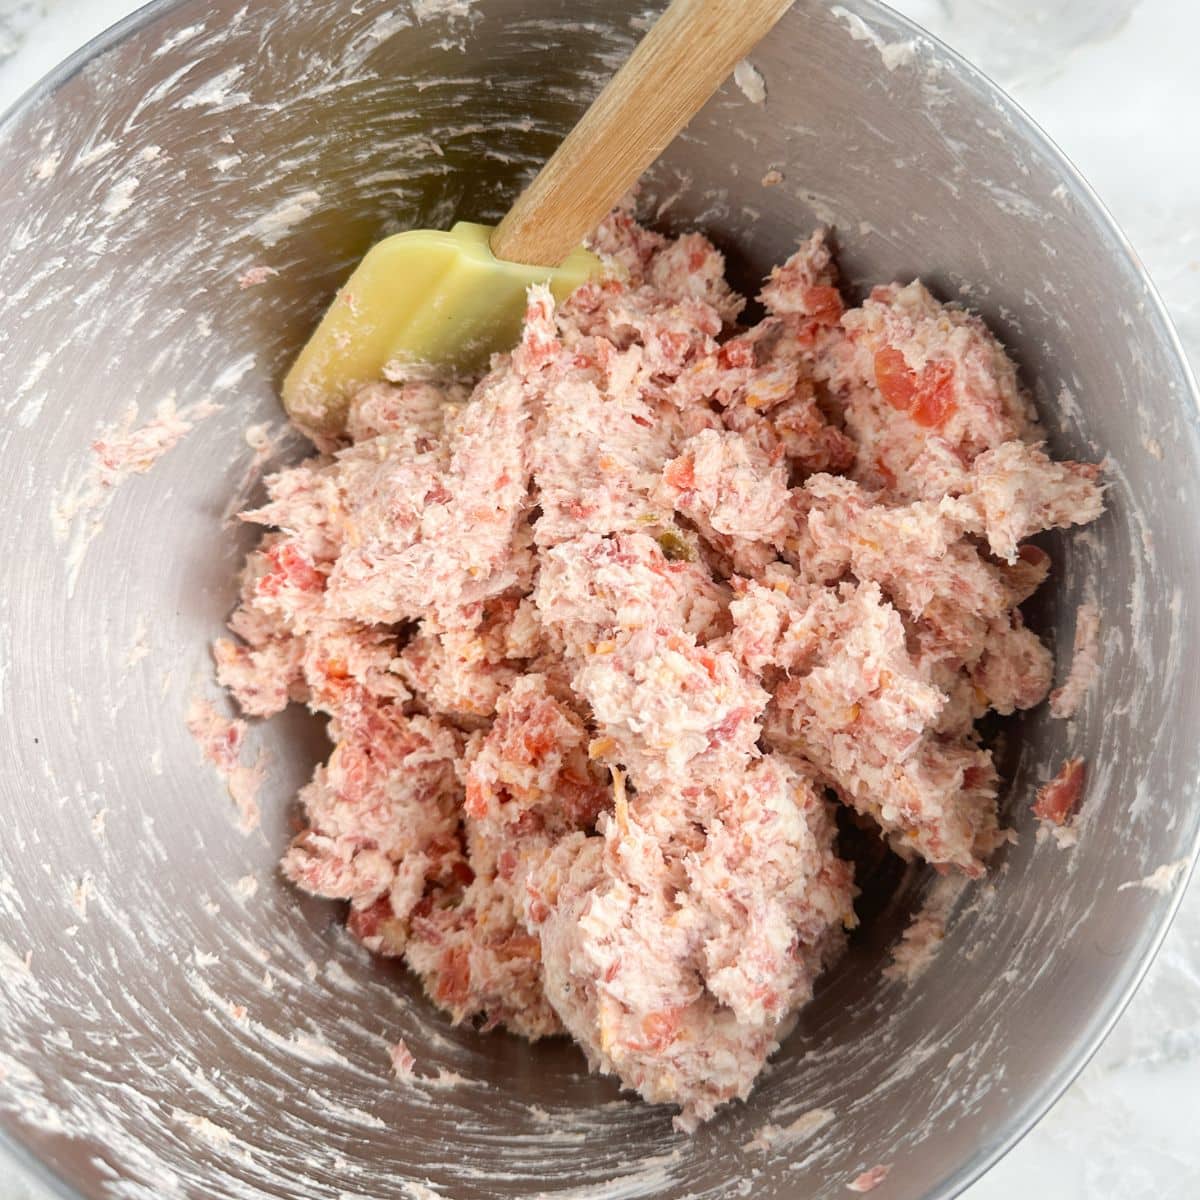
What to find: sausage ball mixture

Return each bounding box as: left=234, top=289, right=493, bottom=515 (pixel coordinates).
left=214, top=205, right=1103, bottom=1128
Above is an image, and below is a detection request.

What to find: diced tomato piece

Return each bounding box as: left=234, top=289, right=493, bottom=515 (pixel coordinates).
left=708, top=706, right=749, bottom=747
left=426, top=833, right=464, bottom=863
left=526, top=889, right=549, bottom=925
left=512, top=809, right=546, bottom=838
left=1033, top=757, right=1086, bottom=825
left=496, top=847, right=519, bottom=881
left=638, top=1007, right=683, bottom=1052
left=323, top=656, right=349, bottom=679
left=521, top=722, right=557, bottom=760
left=560, top=774, right=610, bottom=831
left=464, top=777, right=488, bottom=819
left=962, top=764, right=992, bottom=789
left=909, top=362, right=957, bottom=428
left=257, top=541, right=324, bottom=597
left=451, top=860, right=476, bottom=887
left=307, top=653, right=357, bottom=709
left=719, top=339, right=756, bottom=369
left=657, top=330, right=692, bottom=361
left=873, top=347, right=917, bottom=411
left=497, top=934, right=541, bottom=963
left=803, top=285, right=844, bottom=325
left=348, top=897, right=393, bottom=943
left=436, top=945, right=472, bottom=1008
left=662, top=457, right=695, bottom=491
left=872, top=454, right=897, bottom=490
left=874, top=348, right=957, bottom=428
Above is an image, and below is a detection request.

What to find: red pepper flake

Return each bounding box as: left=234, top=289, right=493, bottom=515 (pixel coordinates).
left=1033, top=757, right=1086, bottom=826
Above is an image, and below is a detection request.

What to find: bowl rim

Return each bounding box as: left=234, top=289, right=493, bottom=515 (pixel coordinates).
left=1, top=1, right=1198, bottom=1198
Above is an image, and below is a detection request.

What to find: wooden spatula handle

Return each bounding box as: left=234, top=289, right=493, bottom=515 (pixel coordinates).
left=490, top=0, right=793, bottom=268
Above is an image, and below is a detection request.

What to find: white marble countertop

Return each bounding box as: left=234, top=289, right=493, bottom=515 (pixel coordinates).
left=2, top=1, right=1197, bottom=1197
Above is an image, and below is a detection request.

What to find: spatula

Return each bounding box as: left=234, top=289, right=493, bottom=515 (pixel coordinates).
left=282, top=0, right=794, bottom=434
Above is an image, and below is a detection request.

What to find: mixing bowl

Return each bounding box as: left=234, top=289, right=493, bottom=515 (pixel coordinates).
left=1, top=1, right=1198, bottom=1197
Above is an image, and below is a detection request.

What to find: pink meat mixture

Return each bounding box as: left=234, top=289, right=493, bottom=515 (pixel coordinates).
left=214, top=205, right=1103, bottom=1128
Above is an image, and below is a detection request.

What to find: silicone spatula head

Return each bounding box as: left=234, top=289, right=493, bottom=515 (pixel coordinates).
left=281, top=0, right=794, bottom=435
left=281, top=222, right=600, bottom=434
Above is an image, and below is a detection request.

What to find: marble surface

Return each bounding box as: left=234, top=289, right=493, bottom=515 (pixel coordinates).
left=1, top=1, right=1197, bottom=1197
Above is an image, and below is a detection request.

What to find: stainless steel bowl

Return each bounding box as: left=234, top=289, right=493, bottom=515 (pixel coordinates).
left=2, top=2, right=1198, bottom=1198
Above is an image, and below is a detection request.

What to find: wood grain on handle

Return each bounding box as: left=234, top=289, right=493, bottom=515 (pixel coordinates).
left=490, top=0, right=794, bottom=267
